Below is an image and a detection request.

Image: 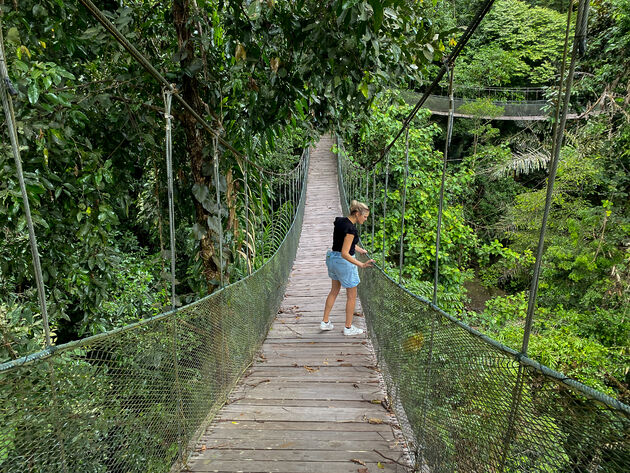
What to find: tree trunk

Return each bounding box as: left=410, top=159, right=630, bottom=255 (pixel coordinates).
left=173, top=0, right=221, bottom=291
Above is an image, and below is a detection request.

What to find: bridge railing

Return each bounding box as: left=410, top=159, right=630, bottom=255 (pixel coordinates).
left=0, top=148, right=309, bottom=473
left=336, top=137, right=630, bottom=473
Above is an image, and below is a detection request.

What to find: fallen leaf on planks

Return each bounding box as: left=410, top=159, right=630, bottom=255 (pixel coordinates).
left=368, top=418, right=384, bottom=424
left=358, top=468, right=369, bottom=473
left=377, top=462, right=385, bottom=469
left=351, top=458, right=367, bottom=466
left=304, top=365, right=319, bottom=373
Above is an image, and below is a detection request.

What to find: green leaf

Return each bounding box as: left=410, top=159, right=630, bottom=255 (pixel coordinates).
left=27, top=83, right=39, bottom=104
left=358, top=81, right=369, bottom=98
left=6, top=27, right=20, bottom=45
left=371, top=1, right=384, bottom=30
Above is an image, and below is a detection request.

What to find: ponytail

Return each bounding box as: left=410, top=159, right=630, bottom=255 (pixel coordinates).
left=350, top=200, right=369, bottom=216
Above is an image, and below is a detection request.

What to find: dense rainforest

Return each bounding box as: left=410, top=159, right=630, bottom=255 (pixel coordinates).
left=1, top=0, right=628, bottom=406
left=0, top=0, right=448, bottom=353
left=341, top=0, right=630, bottom=401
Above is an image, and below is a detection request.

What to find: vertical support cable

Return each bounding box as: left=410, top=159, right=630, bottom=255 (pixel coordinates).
left=420, top=63, right=455, bottom=465
left=0, top=25, right=51, bottom=347
left=399, top=128, right=410, bottom=283
left=382, top=152, right=390, bottom=267
left=432, top=64, right=455, bottom=306
left=500, top=2, right=581, bottom=470
left=291, top=168, right=295, bottom=216
left=213, top=136, right=224, bottom=287
left=259, top=176, right=264, bottom=266
left=244, top=162, right=251, bottom=275
left=163, top=88, right=184, bottom=467
left=522, top=0, right=582, bottom=356
left=371, top=173, right=376, bottom=254
left=163, top=90, right=177, bottom=309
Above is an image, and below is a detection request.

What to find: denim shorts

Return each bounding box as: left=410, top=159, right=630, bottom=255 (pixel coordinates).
left=326, top=250, right=360, bottom=288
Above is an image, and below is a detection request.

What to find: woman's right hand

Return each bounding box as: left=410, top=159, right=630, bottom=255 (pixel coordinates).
left=361, top=259, right=375, bottom=269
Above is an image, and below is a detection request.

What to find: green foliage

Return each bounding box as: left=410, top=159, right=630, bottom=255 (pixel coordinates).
left=343, top=96, right=478, bottom=311
left=457, top=0, right=570, bottom=87
left=2, top=0, right=449, bottom=358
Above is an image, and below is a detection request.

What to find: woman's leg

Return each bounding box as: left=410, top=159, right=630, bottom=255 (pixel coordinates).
left=323, top=279, right=341, bottom=322
left=345, top=286, right=357, bottom=328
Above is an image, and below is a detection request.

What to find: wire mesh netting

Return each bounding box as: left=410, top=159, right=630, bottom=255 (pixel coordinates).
left=336, top=137, right=630, bottom=472
left=0, top=150, right=309, bottom=473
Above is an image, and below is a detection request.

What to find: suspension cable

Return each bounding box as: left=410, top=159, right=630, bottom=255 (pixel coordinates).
left=372, top=0, right=496, bottom=167
left=398, top=128, right=410, bottom=283
left=371, top=173, right=376, bottom=254
left=244, top=162, right=251, bottom=275
left=0, top=22, right=52, bottom=347
left=163, top=89, right=178, bottom=309
left=433, top=63, right=456, bottom=305
left=213, top=136, right=225, bottom=288
left=381, top=153, right=390, bottom=267
left=521, top=0, right=586, bottom=355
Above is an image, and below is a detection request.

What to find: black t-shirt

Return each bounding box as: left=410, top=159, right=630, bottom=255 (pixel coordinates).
left=332, top=217, right=359, bottom=255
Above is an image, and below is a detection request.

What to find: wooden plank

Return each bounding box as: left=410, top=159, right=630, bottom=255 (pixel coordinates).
left=189, top=449, right=406, bottom=463
left=194, top=438, right=400, bottom=451
left=199, top=429, right=395, bottom=442
left=208, top=419, right=396, bottom=433
left=229, top=398, right=385, bottom=408
left=218, top=405, right=392, bottom=423
left=184, top=460, right=406, bottom=472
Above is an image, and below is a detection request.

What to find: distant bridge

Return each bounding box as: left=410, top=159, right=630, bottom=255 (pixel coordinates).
left=404, top=87, right=599, bottom=121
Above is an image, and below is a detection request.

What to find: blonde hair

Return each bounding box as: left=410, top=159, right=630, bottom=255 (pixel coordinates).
left=350, top=200, right=369, bottom=216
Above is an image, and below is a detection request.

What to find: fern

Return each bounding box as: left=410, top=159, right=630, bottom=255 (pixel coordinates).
left=489, top=147, right=551, bottom=179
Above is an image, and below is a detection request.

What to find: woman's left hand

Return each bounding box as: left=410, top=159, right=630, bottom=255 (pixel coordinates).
left=357, top=247, right=368, bottom=255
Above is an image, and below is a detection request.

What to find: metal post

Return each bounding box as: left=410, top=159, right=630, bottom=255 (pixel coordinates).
left=420, top=64, right=455, bottom=465
left=399, top=128, right=410, bottom=283
left=0, top=25, right=51, bottom=346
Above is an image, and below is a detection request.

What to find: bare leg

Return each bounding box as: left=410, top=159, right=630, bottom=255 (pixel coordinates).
left=323, top=279, right=341, bottom=323
left=345, top=286, right=357, bottom=328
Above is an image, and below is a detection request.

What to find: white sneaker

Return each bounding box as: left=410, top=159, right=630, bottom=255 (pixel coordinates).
left=320, top=321, right=334, bottom=331
left=343, top=325, right=364, bottom=336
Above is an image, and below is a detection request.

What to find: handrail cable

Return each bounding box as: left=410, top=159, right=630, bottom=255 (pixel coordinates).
left=372, top=0, right=496, bottom=167
left=0, top=18, right=52, bottom=346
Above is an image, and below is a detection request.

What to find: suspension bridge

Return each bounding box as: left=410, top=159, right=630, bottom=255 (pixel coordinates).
left=1, top=0, right=629, bottom=472
left=182, top=135, right=411, bottom=472
left=403, top=88, right=602, bottom=121
left=1, top=133, right=628, bottom=472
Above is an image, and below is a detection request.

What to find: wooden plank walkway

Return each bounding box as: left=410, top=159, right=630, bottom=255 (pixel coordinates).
left=183, top=135, right=412, bottom=472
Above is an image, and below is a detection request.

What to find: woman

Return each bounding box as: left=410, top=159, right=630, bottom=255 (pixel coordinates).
left=321, top=200, right=375, bottom=336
